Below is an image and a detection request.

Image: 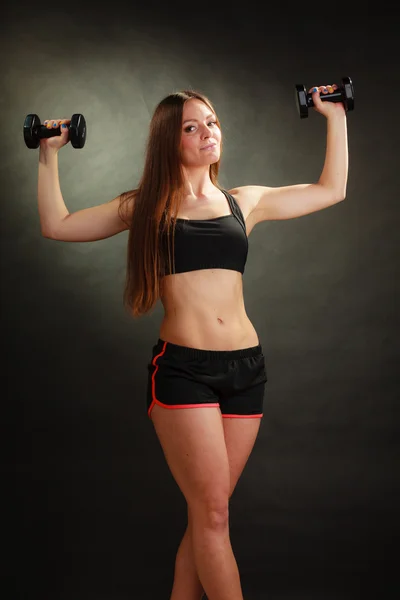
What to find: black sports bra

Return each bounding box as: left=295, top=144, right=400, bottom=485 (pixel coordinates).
left=161, top=189, right=248, bottom=275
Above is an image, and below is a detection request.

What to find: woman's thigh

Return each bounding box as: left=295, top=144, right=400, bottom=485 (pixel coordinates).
left=151, top=404, right=230, bottom=514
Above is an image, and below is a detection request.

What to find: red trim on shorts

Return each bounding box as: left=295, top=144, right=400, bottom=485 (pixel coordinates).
left=149, top=400, right=220, bottom=418
left=222, top=413, right=263, bottom=418
left=148, top=341, right=167, bottom=418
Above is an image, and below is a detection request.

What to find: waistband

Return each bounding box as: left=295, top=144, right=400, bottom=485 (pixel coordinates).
left=156, top=338, right=263, bottom=360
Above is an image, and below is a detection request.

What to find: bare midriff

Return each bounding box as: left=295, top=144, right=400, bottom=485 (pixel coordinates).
left=159, top=268, right=259, bottom=351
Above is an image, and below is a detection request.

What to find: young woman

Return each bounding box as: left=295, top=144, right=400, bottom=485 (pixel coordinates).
left=37, top=84, right=348, bottom=600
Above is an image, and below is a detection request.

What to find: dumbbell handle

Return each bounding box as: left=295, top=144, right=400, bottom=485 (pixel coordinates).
left=306, top=89, right=344, bottom=108
left=38, top=124, right=69, bottom=139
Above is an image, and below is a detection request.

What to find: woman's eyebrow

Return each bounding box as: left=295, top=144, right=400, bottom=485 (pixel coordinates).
left=183, top=113, right=215, bottom=124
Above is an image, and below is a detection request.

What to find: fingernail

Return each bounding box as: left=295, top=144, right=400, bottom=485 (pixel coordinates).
left=62, top=124, right=67, bottom=129
left=312, top=87, right=318, bottom=93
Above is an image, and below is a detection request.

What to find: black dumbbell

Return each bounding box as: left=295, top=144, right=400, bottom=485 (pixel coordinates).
left=295, top=76, right=354, bottom=119
left=23, top=113, right=87, bottom=148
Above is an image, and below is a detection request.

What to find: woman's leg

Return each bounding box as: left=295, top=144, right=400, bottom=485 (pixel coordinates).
left=151, top=403, right=244, bottom=600
left=170, top=514, right=203, bottom=600
left=170, top=415, right=262, bottom=599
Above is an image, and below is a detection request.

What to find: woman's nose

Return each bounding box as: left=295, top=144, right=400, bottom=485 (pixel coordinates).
left=201, top=126, right=212, bottom=138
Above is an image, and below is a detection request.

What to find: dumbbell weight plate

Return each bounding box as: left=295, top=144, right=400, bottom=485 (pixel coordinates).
left=342, top=76, right=354, bottom=111
left=69, top=114, right=87, bottom=149
left=23, top=114, right=41, bottom=148
left=295, top=84, right=308, bottom=119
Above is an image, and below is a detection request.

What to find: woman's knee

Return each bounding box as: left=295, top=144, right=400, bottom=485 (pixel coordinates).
left=189, top=496, right=230, bottom=529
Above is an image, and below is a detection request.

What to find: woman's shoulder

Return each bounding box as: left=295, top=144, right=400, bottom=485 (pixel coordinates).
left=227, top=185, right=257, bottom=218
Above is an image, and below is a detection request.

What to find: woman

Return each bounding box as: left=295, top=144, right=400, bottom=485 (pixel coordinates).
left=37, top=85, right=348, bottom=600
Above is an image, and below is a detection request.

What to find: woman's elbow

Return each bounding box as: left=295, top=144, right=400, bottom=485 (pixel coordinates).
left=41, top=226, right=57, bottom=239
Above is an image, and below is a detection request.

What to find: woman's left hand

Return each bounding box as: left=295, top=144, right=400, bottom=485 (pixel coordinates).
left=308, top=84, right=346, bottom=118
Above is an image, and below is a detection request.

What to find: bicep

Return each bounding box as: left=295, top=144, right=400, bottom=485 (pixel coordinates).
left=48, top=195, right=132, bottom=242
left=237, top=184, right=342, bottom=223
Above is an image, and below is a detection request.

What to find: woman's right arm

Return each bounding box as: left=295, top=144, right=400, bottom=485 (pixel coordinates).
left=38, top=146, right=132, bottom=243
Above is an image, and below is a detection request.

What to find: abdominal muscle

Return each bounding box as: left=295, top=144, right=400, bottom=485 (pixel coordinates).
left=159, top=268, right=259, bottom=351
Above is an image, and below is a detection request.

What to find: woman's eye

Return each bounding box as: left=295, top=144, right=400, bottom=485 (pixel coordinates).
left=184, top=121, right=216, bottom=133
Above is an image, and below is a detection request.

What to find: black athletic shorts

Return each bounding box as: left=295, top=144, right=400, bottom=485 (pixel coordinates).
left=146, top=338, right=267, bottom=420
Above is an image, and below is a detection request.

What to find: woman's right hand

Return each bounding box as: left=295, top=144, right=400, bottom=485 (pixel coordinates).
left=40, top=118, right=71, bottom=151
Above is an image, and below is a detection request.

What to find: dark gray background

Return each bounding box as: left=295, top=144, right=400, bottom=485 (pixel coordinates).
left=3, top=1, right=399, bottom=598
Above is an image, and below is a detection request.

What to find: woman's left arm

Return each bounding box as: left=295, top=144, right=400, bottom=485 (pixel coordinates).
left=230, top=84, right=349, bottom=222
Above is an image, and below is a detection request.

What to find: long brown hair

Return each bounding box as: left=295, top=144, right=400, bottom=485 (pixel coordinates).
left=118, top=90, right=223, bottom=317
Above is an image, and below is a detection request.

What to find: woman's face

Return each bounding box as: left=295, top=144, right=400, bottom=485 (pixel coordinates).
left=180, top=99, right=221, bottom=168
